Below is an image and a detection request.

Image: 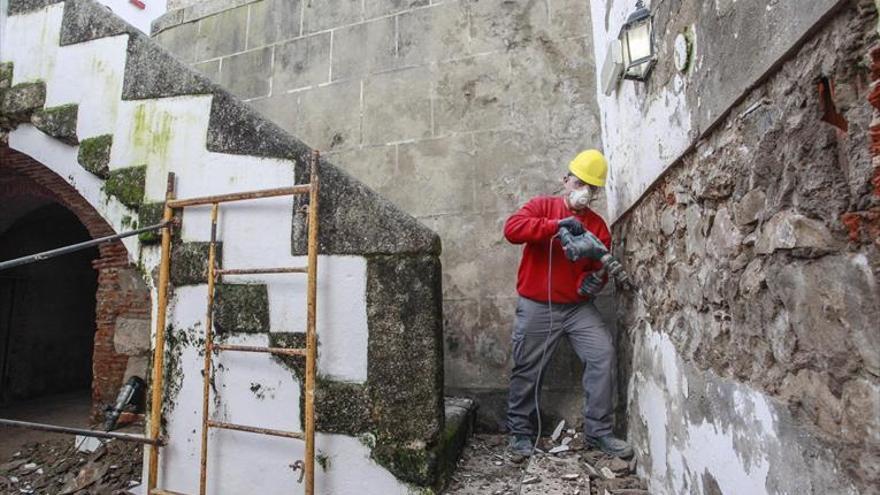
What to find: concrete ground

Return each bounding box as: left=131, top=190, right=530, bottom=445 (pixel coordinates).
left=0, top=391, right=91, bottom=460
left=445, top=433, right=648, bottom=495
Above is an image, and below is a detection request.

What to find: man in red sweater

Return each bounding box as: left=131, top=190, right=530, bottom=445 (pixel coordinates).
left=503, top=149, right=632, bottom=459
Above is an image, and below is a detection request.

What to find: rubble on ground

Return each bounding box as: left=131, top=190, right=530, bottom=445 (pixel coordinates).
left=0, top=438, right=141, bottom=494
left=445, top=431, right=649, bottom=495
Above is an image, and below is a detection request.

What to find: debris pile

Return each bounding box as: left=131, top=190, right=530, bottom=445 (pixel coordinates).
left=446, top=426, right=648, bottom=495
left=0, top=438, right=142, bottom=494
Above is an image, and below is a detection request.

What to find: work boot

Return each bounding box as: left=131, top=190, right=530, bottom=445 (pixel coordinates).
left=508, top=434, right=534, bottom=460
left=585, top=434, right=633, bottom=459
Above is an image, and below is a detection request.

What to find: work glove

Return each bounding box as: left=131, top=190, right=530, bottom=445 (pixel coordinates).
left=578, top=269, right=606, bottom=297
left=557, top=216, right=585, bottom=236
left=559, top=230, right=608, bottom=262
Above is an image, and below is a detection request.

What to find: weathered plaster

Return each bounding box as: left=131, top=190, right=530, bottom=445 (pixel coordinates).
left=590, top=0, right=844, bottom=221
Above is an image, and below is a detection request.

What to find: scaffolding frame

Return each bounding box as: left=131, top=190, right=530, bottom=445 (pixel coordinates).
left=148, top=151, right=321, bottom=495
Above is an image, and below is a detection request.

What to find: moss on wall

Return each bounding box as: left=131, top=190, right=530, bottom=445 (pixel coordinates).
left=138, top=202, right=165, bottom=243
left=170, top=241, right=220, bottom=286
left=77, top=134, right=113, bottom=178
left=214, top=283, right=269, bottom=333
left=104, top=165, right=146, bottom=208
left=31, top=103, right=78, bottom=145
left=0, top=81, right=46, bottom=123
left=0, top=63, right=12, bottom=90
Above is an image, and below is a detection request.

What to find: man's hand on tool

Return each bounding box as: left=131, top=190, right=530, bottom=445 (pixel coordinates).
left=559, top=230, right=608, bottom=262
left=557, top=217, right=585, bottom=236
left=578, top=270, right=606, bottom=297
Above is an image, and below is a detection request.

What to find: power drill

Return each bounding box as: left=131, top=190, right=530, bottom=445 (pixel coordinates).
left=558, top=227, right=637, bottom=292
left=103, top=376, right=146, bottom=431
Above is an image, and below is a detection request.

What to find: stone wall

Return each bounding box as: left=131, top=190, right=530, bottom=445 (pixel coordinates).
left=613, top=3, right=879, bottom=493
left=152, top=0, right=606, bottom=430
left=2, top=1, right=459, bottom=491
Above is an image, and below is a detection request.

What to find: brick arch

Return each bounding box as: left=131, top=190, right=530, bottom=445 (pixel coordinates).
left=0, top=144, right=151, bottom=415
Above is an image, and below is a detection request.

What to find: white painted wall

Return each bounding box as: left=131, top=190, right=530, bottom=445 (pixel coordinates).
left=589, top=0, right=695, bottom=223
left=1, top=4, right=414, bottom=493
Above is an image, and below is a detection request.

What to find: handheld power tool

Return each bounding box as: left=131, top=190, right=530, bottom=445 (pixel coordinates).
left=557, top=226, right=637, bottom=292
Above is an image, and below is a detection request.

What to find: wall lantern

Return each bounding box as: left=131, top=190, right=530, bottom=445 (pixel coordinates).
left=619, top=0, right=656, bottom=81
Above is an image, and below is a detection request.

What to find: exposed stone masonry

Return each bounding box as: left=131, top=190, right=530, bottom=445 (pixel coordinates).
left=614, top=5, right=879, bottom=491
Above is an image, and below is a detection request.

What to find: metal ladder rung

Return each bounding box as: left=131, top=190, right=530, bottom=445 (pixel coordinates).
left=207, top=420, right=304, bottom=440
left=213, top=343, right=306, bottom=356
left=216, top=266, right=307, bottom=275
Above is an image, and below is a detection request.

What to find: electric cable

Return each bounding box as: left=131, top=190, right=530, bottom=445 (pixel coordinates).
left=515, top=234, right=559, bottom=495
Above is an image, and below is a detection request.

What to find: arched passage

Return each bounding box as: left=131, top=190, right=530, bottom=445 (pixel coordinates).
left=0, top=202, right=99, bottom=402
left=0, top=145, right=152, bottom=422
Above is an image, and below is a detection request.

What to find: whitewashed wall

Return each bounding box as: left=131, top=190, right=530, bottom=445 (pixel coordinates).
left=0, top=4, right=417, bottom=493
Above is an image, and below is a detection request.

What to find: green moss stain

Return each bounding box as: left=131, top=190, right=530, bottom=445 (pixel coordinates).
left=170, top=242, right=219, bottom=286
left=138, top=202, right=165, bottom=244
left=77, top=134, right=113, bottom=179
left=105, top=165, right=146, bottom=208
left=0, top=63, right=13, bottom=90
left=131, top=103, right=175, bottom=166
left=316, top=452, right=330, bottom=471
left=214, top=284, right=269, bottom=333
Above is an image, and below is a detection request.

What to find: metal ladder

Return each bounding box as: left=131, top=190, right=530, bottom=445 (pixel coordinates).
left=148, top=151, right=321, bottom=495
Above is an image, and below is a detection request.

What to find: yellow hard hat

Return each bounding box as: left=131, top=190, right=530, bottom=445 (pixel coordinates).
left=568, top=149, right=608, bottom=187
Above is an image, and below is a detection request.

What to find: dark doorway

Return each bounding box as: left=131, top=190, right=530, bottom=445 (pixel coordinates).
left=0, top=202, right=98, bottom=404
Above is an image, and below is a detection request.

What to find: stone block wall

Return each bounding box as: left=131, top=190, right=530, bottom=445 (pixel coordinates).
left=2, top=0, right=453, bottom=491
left=613, top=4, right=879, bottom=493
left=152, top=0, right=606, bottom=429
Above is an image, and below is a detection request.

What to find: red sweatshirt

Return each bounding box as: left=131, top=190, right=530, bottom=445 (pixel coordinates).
left=504, top=196, right=611, bottom=303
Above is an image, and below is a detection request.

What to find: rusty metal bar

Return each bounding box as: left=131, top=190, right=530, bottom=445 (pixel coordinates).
left=304, top=150, right=320, bottom=495
left=167, top=185, right=310, bottom=208
left=213, top=343, right=306, bottom=356
left=0, top=418, right=163, bottom=445
left=198, top=203, right=220, bottom=495
left=0, top=221, right=170, bottom=272
left=207, top=420, right=305, bottom=440
left=148, top=173, right=176, bottom=492
left=216, top=267, right=307, bottom=276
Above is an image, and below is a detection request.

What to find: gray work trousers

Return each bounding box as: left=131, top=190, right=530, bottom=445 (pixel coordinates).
left=506, top=296, right=614, bottom=438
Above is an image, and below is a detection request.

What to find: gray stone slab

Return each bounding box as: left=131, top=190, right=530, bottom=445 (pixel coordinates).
left=394, top=136, right=476, bottom=217
left=363, top=67, right=431, bottom=144
left=291, top=158, right=441, bottom=256
left=323, top=144, right=397, bottom=194
left=247, top=91, right=299, bottom=130
left=364, top=0, right=428, bottom=19
left=123, top=356, right=149, bottom=382
left=195, top=4, right=248, bottom=61
left=31, top=103, right=79, bottom=145
left=548, top=0, right=591, bottom=40
left=123, top=34, right=214, bottom=100
left=8, top=0, right=62, bottom=15
left=152, top=21, right=198, bottom=63
left=507, top=38, right=599, bottom=140
left=302, top=0, right=362, bottom=34
left=219, top=46, right=273, bottom=99
left=464, top=0, right=550, bottom=53
left=247, top=0, right=302, bottom=47
left=114, top=317, right=151, bottom=355
left=330, top=16, right=397, bottom=81
left=398, top=1, right=469, bottom=65
left=472, top=131, right=561, bottom=214
left=194, top=59, right=221, bottom=83
left=432, top=54, right=511, bottom=134
left=291, top=79, right=362, bottom=151
left=273, top=32, right=331, bottom=92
